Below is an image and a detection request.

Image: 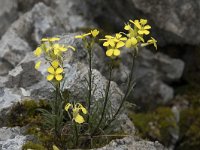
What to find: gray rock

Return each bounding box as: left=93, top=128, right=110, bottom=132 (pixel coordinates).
left=0, top=2, right=66, bottom=69
left=134, top=49, right=185, bottom=82
left=52, top=0, right=96, bottom=31
left=0, top=87, right=30, bottom=113
left=0, top=127, right=27, bottom=150
left=4, top=49, right=134, bottom=134
left=95, top=136, right=166, bottom=150
left=84, top=0, right=200, bottom=45
left=0, top=59, right=13, bottom=76
left=0, top=0, right=18, bottom=37
left=109, top=48, right=184, bottom=110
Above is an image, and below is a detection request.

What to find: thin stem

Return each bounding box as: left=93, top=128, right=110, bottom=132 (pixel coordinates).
left=92, top=62, right=113, bottom=135
left=103, top=53, right=136, bottom=130
left=87, top=46, right=92, bottom=123
left=74, top=122, right=79, bottom=147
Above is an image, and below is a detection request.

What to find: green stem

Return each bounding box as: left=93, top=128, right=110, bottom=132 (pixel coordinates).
left=92, top=62, right=113, bottom=135
left=103, top=53, right=136, bottom=130
left=87, top=46, right=92, bottom=123
left=74, top=122, right=79, bottom=147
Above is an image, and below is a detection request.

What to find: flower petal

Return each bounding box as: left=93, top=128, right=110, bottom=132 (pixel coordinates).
left=55, top=75, right=63, bottom=81
left=47, top=67, right=55, bottom=74
left=51, top=60, right=59, bottom=68
left=65, top=103, right=72, bottom=111
left=116, top=33, right=122, bottom=39
left=35, top=61, right=41, bottom=70
left=109, top=40, right=115, bottom=47
left=144, top=25, right=151, bottom=30
left=113, top=49, right=120, bottom=56
left=125, top=39, right=132, bottom=48
left=103, top=42, right=109, bottom=47
left=34, top=47, right=42, bottom=57
left=78, top=104, right=87, bottom=114
left=75, top=35, right=83, bottom=39
left=56, top=68, right=63, bottom=74
left=131, top=37, right=138, bottom=45
left=91, top=29, right=99, bottom=37
left=138, top=30, right=150, bottom=35
left=140, top=19, right=147, bottom=25
left=106, top=49, right=114, bottom=57
left=132, top=20, right=142, bottom=29
left=124, top=24, right=131, bottom=30
left=47, top=74, right=54, bottom=81
left=74, top=114, right=85, bottom=124
left=54, top=49, right=60, bottom=55
left=116, top=41, right=125, bottom=48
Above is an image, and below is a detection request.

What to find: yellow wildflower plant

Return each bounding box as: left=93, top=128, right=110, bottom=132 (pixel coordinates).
left=65, top=103, right=87, bottom=124
left=75, top=29, right=99, bottom=39
left=47, top=60, right=64, bottom=81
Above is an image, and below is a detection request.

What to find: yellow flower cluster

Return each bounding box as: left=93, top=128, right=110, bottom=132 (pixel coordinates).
left=65, top=103, right=87, bottom=124
left=33, top=37, right=75, bottom=82
left=102, top=19, right=157, bottom=58
left=101, top=33, right=127, bottom=57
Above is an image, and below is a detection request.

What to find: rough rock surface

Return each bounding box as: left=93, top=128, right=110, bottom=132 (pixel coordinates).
left=52, top=0, right=96, bottom=31
left=95, top=136, right=166, bottom=150
left=0, top=2, right=66, bottom=68
left=0, top=127, right=27, bottom=150
left=0, top=0, right=18, bottom=37
left=118, top=49, right=184, bottom=110
left=85, top=0, right=200, bottom=45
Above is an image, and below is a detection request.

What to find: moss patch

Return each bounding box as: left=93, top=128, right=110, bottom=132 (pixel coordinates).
left=129, top=107, right=178, bottom=146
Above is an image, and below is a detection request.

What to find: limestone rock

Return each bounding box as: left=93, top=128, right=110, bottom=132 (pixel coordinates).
left=95, top=136, right=166, bottom=150
left=0, top=2, right=66, bottom=69
left=85, top=0, right=200, bottom=45
left=0, top=127, right=27, bottom=150
left=0, top=0, right=18, bottom=37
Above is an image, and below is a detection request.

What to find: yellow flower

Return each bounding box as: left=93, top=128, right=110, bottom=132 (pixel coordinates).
left=34, top=47, right=42, bottom=57
left=52, top=44, right=67, bottom=56
left=147, top=37, right=157, bottom=49
left=75, top=29, right=99, bottom=39
left=75, top=33, right=92, bottom=39
left=47, top=60, right=63, bottom=81
left=91, top=29, right=99, bottom=37
left=102, top=34, right=127, bottom=57
left=35, top=61, right=41, bottom=70
left=125, top=37, right=138, bottom=48
left=130, top=19, right=151, bottom=35
left=114, top=33, right=127, bottom=48
left=65, top=103, right=87, bottom=124
left=141, top=37, right=157, bottom=49
left=102, top=36, right=115, bottom=47
left=124, top=24, right=131, bottom=31
left=41, top=37, right=60, bottom=42
left=106, top=48, right=120, bottom=57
